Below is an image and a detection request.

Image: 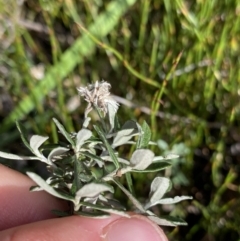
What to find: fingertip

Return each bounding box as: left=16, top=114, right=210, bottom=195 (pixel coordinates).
left=101, top=214, right=168, bottom=241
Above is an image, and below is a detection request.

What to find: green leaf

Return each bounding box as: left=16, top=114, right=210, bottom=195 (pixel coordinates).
left=94, top=125, right=120, bottom=169
left=82, top=151, right=104, bottom=167
left=131, top=162, right=171, bottom=173
left=130, top=149, right=154, bottom=170
left=149, top=177, right=171, bottom=204
left=153, top=196, right=193, bottom=205
left=16, top=121, right=33, bottom=152
left=75, top=182, right=114, bottom=202
left=27, top=172, right=75, bottom=202
left=74, top=155, right=83, bottom=191
left=147, top=213, right=188, bottom=226
left=86, top=137, right=103, bottom=147
left=99, top=196, right=126, bottom=210
left=107, top=102, right=118, bottom=132
left=112, top=120, right=139, bottom=147
left=163, top=216, right=188, bottom=226
left=101, top=155, right=129, bottom=165
left=48, top=147, right=69, bottom=163
left=53, top=118, right=75, bottom=147
left=125, top=172, right=134, bottom=194
left=153, top=154, right=179, bottom=162
left=70, top=182, right=77, bottom=196
left=0, top=151, right=40, bottom=161
left=114, top=115, right=121, bottom=132
left=52, top=167, right=65, bottom=177
left=30, top=185, right=43, bottom=191
left=76, top=129, right=92, bottom=153
left=40, top=143, right=61, bottom=150
left=29, top=135, right=49, bottom=157
left=147, top=214, right=177, bottom=227
left=78, top=173, right=93, bottom=183
left=137, top=121, right=151, bottom=149
left=112, top=179, right=146, bottom=213
left=61, top=155, right=75, bottom=165
left=80, top=201, right=129, bottom=217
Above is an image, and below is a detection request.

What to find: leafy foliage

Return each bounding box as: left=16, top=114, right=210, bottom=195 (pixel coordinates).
left=0, top=81, right=192, bottom=226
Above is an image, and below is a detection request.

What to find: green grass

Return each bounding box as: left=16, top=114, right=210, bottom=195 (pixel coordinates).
left=0, top=0, right=240, bottom=240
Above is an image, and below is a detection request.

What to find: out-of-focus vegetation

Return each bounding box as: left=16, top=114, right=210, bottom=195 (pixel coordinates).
left=0, top=0, right=240, bottom=240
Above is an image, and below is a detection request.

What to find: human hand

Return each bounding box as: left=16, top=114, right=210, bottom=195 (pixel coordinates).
left=0, top=164, right=168, bottom=241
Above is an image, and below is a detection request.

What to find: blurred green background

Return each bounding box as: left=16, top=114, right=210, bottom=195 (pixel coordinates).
left=0, top=0, right=240, bottom=240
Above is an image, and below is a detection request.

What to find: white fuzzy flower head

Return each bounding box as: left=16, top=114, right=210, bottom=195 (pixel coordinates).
left=77, top=80, right=119, bottom=117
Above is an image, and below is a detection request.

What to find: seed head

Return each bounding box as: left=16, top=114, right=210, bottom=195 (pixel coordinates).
left=77, top=81, right=119, bottom=117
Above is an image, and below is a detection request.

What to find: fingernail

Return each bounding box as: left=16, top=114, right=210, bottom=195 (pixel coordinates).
left=101, top=215, right=168, bottom=241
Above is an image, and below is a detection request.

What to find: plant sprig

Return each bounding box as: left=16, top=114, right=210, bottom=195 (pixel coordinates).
left=0, top=80, right=192, bottom=226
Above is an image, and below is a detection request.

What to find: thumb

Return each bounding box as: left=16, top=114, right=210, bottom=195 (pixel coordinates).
left=101, top=214, right=168, bottom=241
left=0, top=214, right=168, bottom=241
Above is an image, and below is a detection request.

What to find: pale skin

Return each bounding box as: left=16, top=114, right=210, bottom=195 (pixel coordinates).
left=0, top=165, right=168, bottom=241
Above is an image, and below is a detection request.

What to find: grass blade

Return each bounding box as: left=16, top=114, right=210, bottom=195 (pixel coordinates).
left=94, top=125, right=120, bottom=169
